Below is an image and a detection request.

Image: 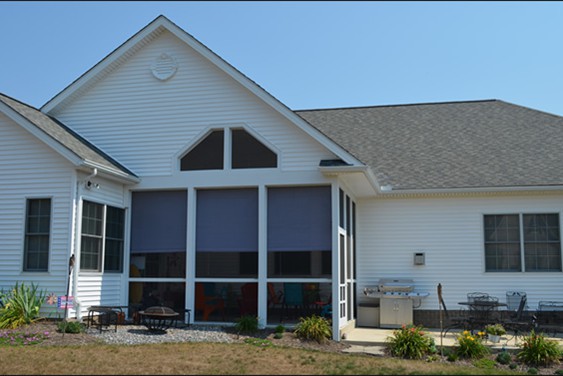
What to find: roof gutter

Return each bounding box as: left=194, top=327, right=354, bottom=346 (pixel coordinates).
left=81, top=160, right=140, bottom=184
left=374, top=184, right=563, bottom=197
left=319, top=165, right=384, bottom=195
left=319, top=165, right=563, bottom=197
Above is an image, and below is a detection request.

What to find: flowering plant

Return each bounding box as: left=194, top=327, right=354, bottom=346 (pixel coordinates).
left=455, top=330, right=490, bottom=359
left=386, top=324, right=436, bottom=359
left=485, top=323, right=506, bottom=336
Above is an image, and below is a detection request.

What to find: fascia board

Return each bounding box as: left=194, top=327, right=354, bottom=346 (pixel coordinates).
left=0, top=101, right=83, bottom=166
left=378, top=185, right=563, bottom=197
left=319, top=165, right=382, bottom=195
left=41, top=16, right=362, bottom=167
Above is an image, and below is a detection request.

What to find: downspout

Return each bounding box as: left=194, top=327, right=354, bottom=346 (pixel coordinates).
left=84, top=168, right=98, bottom=189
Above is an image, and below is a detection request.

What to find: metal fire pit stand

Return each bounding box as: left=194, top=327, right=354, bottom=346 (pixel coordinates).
left=138, top=307, right=179, bottom=331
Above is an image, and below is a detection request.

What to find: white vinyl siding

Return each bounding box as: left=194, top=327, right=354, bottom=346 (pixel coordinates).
left=51, top=31, right=335, bottom=176
left=0, top=112, right=74, bottom=306
left=356, top=193, right=563, bottom=311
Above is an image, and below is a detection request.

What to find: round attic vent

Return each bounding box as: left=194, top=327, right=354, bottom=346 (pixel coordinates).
left=151, top=53, right=178, bottom=81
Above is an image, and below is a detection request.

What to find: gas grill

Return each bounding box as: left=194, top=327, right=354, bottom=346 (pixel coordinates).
left=363, top=278, right=429, bottom=328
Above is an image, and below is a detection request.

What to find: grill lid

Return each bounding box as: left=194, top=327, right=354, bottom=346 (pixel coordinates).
left=378, top=278, right=415, bottom=293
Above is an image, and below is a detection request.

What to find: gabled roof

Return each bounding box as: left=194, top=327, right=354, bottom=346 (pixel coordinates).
left=0, top=93, right=139, bottom=183
left=41, top=15, right=361, bottom=168
left=297, top=100, right=563, bottom=191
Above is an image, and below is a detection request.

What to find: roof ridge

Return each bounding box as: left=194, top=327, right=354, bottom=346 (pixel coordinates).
left=294, top=99, right=499, bottom=113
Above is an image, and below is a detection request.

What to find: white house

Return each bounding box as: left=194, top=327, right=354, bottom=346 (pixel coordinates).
left=1, top=15, right=562, bottom=340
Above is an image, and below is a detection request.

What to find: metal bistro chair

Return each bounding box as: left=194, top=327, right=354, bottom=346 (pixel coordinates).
left=437, top=284, right=470, bottom=337
left=506, top=291, right=527, bottom=312
left=503, top=295, right=534, bottom=342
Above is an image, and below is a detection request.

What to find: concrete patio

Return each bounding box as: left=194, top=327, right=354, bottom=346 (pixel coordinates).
left=341, top=327, right=563, bottom=356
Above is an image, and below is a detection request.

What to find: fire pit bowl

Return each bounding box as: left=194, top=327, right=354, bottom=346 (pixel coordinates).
left=138, top=306, right=179, bottom=332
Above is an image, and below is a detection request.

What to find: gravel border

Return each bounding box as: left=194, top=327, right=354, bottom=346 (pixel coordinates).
left=88, top=324, right=238, bottom=346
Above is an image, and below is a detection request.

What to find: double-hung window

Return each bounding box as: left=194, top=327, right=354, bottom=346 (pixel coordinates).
left=80, top=201, right=125, bottom=272
left=484, top=213, right=562, bottom=272
left=23, top=198, right=51, bottom=272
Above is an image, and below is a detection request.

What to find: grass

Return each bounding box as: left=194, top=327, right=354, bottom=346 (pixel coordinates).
left=0, top=342, right=526, bottom=375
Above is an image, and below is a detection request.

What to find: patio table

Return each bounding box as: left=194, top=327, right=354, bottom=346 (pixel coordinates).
left=86, top=305, right=127, bottom=332
left=458, top=300, right=507, bottom=330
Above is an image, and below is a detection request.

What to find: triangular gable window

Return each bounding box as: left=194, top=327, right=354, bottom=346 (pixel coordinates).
left=181, top=130, right=224, bottom=171
left=180, top=128, right=277, bottom=171
left=231, top=129, right=277, bottom=169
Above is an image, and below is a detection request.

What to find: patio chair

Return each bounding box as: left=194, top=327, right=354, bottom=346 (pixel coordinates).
left=506, top=291, right=527, bottom=312
left=438, top=291, right=469, bottom=337
left=503, top=295, right=535, bottom=341
left=267, top=282, right=283, bottom=310
left=238, top=283, right=258, bottom=317
left=281, top=283, right=304, bottom=321
left=195, top=282, right=225, bottom=321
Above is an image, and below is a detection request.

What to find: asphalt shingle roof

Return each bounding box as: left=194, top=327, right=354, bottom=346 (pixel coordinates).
left=296, top=100, right=563, bottom=191
left=0, top=93, right=137, bottom=179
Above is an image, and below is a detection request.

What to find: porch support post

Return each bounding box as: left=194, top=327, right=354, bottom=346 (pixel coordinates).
left=257, top=184, right=267, bottom=329
left=331, top=182, right=340, bottom=341
left=186, top=186, right=196, bottom=325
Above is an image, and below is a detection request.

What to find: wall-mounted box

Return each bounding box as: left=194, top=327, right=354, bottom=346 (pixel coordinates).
left=414, top=252, right=425, bottom=265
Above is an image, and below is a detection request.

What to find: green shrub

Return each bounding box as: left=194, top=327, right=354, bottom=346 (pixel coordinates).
left=57, top=320, right=85, bottom=334
left=495, top=350, right=512, bottom=365
left=273, top=332, right=283, bottom=339
left=473, top=358, right=496, bottom=369
left=294, top=315, right=332, bottom=344
left=447, top=352, right=459, bottom=362
left=455, top=330, right=490, bottom=359
left=527, top=367, right=538, bottom=374
left=243, top=337, right=272, bottom=348
left=235, top=315, right=258, bottom=334
left=516, top=330, right=561, bottom=367
left=0, top=282, right=46, bottom=329
left=509, top=362, right=518, bottom=370
left=274, top=324, right=285, bottom=334
left=386, top=324, right=436, bottom=360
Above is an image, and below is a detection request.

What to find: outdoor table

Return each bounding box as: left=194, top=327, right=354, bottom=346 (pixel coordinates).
left=458, top=301, right=507, bottom=330
left=86, top=305, right=125, bottom=332
left=138, top=306, right=180, bottom=331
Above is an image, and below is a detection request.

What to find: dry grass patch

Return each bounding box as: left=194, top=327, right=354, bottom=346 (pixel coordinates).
left=0, top=342, right=524, bottom=375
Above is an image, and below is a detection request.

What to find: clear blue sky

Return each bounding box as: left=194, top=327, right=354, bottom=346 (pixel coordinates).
left=3, top=1, right=563, bottom=116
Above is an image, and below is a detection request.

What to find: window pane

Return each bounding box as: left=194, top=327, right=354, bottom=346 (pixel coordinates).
left=128, top=282, right=186, bottom=320
left=104, top=207, right=124, bottom=272
left=80, top=236, right=101, bottom=271
left=82, top=201, right=103, bottom=236
left=484, top=214, right=521, bottom=272
left=23, top=199, right=51, bottom=272
left=231, top=129, right=277, bottom=169
left=267, top=186, right=331, bottom=252
left=266, top=282, right=332, bottom=325
left=130, top=191, right=187, bottom=254
left=524, top=214, right=561, bottom=272
left=180, top=130, right=224, bottom=171
left=130, top=252, right=186, bottom=278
